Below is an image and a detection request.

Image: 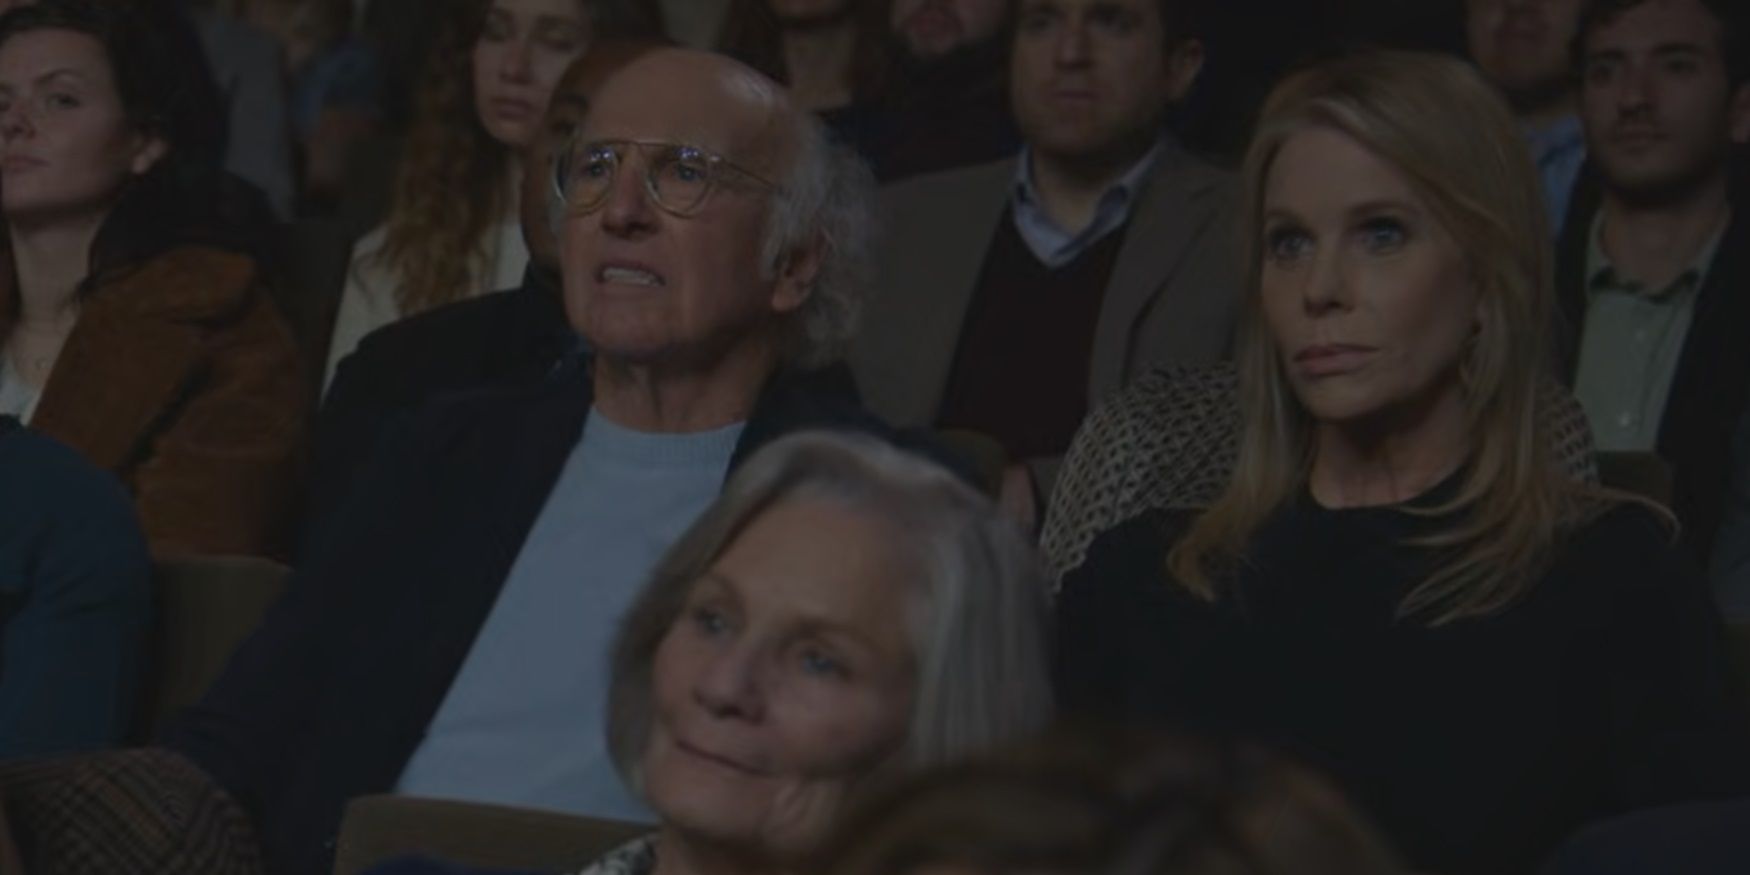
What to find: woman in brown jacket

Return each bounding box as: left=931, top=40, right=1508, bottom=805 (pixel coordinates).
left=0, top=0, right=306, bottom=558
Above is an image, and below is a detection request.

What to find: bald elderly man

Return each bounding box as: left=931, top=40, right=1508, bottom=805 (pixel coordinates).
left=306, top=39, right=660, bottom=537
left=0, top=48, right=922, bottom=875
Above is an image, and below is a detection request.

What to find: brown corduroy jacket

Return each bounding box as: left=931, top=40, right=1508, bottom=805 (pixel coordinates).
left=6, top=246, right=308, bottom=559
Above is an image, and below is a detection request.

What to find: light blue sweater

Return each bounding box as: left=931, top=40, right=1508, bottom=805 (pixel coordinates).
left=395, top=409, right=744, bottom=821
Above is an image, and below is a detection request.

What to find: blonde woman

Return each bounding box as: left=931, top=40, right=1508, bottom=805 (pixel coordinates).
left=1053, top=51, right=1750, bottom=875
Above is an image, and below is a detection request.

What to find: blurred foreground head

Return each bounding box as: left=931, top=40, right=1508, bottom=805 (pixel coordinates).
left=817, top=729, right=1402, bottom=875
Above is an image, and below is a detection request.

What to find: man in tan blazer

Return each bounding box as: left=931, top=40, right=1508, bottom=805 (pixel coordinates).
left=850, top=0, right=1241, bottom=526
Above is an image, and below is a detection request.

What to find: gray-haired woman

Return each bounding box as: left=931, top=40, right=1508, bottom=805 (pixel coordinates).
left=579, top=429, right=1054, bottom=875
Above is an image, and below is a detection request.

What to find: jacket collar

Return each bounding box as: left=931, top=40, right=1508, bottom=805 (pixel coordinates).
left=23, top=247, right=260, bottom=471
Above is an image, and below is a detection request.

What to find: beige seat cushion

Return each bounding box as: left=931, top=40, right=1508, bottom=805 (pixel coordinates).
left=136, top=555, right=291, bottom=741
left=333, top=795, right=648, bottom=875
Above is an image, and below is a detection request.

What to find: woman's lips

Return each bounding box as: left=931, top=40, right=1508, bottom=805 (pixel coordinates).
left=1294, top=344, right=1377, bottom=377
left=677, top=739, right=766, bottom=777
left=0, top=155, right=44, bottom=174
left=489, top=97, right=538, bottom=121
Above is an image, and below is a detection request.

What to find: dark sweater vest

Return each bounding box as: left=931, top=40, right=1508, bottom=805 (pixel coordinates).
left=935, top=208, right=1130, bottom=459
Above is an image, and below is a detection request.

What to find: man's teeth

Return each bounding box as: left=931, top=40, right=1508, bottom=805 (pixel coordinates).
left=601, top=266, right=663, bottom=286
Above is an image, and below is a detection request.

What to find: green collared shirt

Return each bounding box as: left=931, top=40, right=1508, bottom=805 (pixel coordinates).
left=1574, top=213, right=1727, bottom=452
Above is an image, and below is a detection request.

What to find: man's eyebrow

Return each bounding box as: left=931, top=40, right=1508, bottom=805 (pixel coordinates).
left=1650, top=42, right=1706, bottom=57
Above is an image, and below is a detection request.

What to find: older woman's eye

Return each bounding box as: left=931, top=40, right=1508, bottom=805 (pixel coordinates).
left=799, top=647, right=846, bottom=679
left=539, top=30, right=583, bottom=54
left=1265, top=226, right=1312, bottom=263
left=690, top=606, right=729, bottom=637
left=1359, top=217, right=1408, bottom=253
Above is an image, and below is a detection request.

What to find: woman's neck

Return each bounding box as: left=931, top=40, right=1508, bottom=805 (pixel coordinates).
left=781, top=20, right=857, bottom=112
left=8, top=213, right=104, bottom=331
left=651, top=825, right=782, bottom=875
left=1307, top=381, right=1473, bottom=509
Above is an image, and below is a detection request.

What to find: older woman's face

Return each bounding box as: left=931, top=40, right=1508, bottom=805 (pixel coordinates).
left=0, top=29, right=165, bottom=223
left=1259, top=126, right=1479, bottom=426
left=643, top=497, right=919, bottom=855
left=473, top=0, right=590, bottom=148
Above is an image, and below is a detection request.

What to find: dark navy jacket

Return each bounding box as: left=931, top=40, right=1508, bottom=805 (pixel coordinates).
left=0, top=417, right=151, bottom=757
left=163, top=359, right=947, bottom=875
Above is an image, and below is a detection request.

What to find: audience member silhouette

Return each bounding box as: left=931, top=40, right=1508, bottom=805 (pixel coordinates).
left=372, top=430, right=1052, bottom=875
left=305, top=39, right=660, bottom=543
left=0, top=0, right=306, bottom=558
left=1054, top=50, right=1749, bottom=875
left=852, top=0, right=1239, bottom=529
left=0, top=47, right=928, bottom=875
left=1465, top=0, right=1589, bottom=233
left=716, top=0, right=892, bottom=152
left=817, top=729, right=1403, bottom=875
left=1557, top=0, right=1750, bottom=580
left=0, top=415, right=150, bottom=758
left=227, top=0, right=386, bottom=210
left=871, top=0, right=1020, bottom=181
left=324, top=0, right=610, bottom=386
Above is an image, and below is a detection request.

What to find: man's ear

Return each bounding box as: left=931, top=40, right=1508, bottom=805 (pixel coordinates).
left=770, top=236, right=828, bottom=314
left=1730, top=82, right=1750, bottom=145
left=1164, top=38, right=1206, bottom=103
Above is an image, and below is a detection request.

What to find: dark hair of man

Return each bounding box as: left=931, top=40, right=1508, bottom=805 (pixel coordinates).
left=0, top=0, right=276, bottom=287
left=1157, top=0, right=1204, bottom=46
left=1575, top=0, right=1747, bottom=89
left=1005, top=0, right=1206, bottom=52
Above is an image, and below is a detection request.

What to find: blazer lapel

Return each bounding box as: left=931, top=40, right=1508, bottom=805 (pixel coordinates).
left=16, top=248, right=258, bottom=474
left=398, top=363, right=594, bottom=738
left=1087, top=141, right=1221, bottom=400
left=854, top=160, right=1014, bottom=426
left=29, top=290, right=205, bottom=473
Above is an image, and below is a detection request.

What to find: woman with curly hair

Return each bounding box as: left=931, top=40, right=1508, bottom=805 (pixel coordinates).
left=323, top=0, right=656, bottom=388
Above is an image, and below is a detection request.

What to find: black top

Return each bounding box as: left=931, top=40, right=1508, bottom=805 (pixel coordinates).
left=1056, top=489, right=1750, bottom=875
left=304, top=266, right=573, bottom=543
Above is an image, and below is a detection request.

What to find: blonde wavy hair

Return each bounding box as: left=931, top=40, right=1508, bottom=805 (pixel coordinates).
left=1168, top=50, right=1615, bottom=626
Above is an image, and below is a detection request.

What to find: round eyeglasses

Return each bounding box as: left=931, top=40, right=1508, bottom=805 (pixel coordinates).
left=553, top=138, right=777, bottom=218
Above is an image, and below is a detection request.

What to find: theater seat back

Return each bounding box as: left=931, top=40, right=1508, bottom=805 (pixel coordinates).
left=133, top=555, right=290, bottom=742
left=333, top=795, right=648, bottom=875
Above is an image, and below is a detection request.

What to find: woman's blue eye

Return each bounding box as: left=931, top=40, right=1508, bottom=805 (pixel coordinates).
left=1265, top=228, right=1312, bottom=262
left=800, top=649, right=843, bottom=677
left=1360, top=218, right=1408, bottom=252
left=691, top=607, right=728, bottom=636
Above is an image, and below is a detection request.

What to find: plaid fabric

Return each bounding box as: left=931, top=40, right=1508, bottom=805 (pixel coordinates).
left=0, top=748, right=263, bottom=875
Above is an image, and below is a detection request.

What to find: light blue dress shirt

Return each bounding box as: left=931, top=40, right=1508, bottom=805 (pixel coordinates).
left=1010, top=138, right=1164, bottom=269
left=1525, top=115, right=1587, bottom=236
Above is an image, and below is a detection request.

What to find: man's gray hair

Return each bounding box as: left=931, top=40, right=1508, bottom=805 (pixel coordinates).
left=605, top=431, right=1054, bottom=796
left=761, top=116, right=878, bottom=369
